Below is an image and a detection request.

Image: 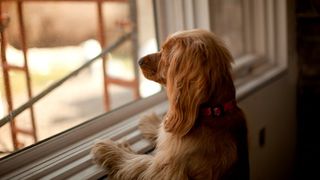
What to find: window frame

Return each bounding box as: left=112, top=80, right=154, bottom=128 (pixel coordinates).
left=0, top=91, right=168, bottom=179
left=0, top=0, right=288, bottom=178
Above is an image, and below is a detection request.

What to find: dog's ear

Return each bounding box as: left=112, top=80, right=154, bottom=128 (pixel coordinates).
left=163, top=31, right=234, bottom=136
left=164, top=39, right=211, bottom=136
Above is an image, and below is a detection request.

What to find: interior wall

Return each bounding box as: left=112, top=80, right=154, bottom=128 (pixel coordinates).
left=237, top=1, right=297, bottom=179
left=239, top=73, right=296, bottom=180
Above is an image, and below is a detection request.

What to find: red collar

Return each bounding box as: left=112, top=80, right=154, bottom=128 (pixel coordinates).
left=200, top=100, right=237, bottom=117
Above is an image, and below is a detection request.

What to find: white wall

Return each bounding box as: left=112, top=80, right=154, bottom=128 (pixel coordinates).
left=239, top=72, right=297, bottom=180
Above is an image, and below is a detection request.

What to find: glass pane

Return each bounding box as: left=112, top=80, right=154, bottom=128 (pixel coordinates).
left=211, top=0, right=244, bottom=57
left=0, top=0, right=159, bottom=158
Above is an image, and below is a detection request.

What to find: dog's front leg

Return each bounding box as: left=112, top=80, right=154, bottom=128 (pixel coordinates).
left=91, top=139, right=125, bottom=176
left=91, top=139, right=153, bottom=179
left=139, top=113, right=162, bottom=145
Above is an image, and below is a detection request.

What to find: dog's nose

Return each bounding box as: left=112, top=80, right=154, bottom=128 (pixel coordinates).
left=138, top=59, right=145, bottom=66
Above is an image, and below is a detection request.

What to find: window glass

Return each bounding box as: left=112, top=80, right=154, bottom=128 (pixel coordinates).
left=211, top=0, right=244, bottom=58
left=0, top=0, right=159, bottom=158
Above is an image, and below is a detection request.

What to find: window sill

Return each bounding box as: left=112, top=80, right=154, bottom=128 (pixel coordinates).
left=236, top=64, right=287, bottom=101
left=0, top=64, right=287, bottom=179
left=0, top=92, right=167, bottom=179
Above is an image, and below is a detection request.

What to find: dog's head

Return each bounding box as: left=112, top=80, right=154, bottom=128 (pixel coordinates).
left=139, top=29, right=235, bottom=136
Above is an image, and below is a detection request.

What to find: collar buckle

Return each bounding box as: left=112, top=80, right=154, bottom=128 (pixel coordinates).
left=200, top=100, right=236, bottom=117
left=213, top=104, right=224, bottom=117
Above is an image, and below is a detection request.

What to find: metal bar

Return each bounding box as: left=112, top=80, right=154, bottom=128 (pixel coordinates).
left=15, top=128, right=34, bottom=135
left=17, top=1, right=38, bottom=142
left=107, top=77, right=137, bottom=87
left=97, top=0, right=110, bottom=111
left=129, top=0, right=140, bottom=99
left=0, top=5, right=19, bottom=149
left=0, top=13, right=10, bottom=33
left=0, top=32, right=132, bottom=127
left=5, top=64, right=26, bottom=71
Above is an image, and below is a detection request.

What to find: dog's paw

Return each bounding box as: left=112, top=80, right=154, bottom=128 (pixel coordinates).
left=91, top=139, right=123, bottom=171
left=139, top=113, right=162, bottom=144
left=117, top=140, right=134, bottom=153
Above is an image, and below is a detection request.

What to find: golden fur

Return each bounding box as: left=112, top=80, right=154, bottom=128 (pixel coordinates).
left=91, top=29, right=249, bottom=180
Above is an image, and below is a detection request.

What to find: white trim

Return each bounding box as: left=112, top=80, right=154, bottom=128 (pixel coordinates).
left=276, top=0, right=288, bottom=68
left=266, top=0, right=276, bottom=63
left=154, top=0, right=210, bottom=44
left=184, top=0, right=195, bottom=29
left=252, top=0, right=267, bottom=56
left=193, top=0, right=210, bottom=30
left=243, top=0, right=253, bottom=53
left=173, top=0, right=185, bottom=31
left=232, top=54, right=264, bottom=73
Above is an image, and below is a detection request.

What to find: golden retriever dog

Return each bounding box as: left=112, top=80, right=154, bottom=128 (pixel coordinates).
left=91, top=29, right=249, bottom=180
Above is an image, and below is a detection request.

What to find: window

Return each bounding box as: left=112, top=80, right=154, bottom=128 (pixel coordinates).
left=210, top=0, right=245, bottom=58
left=0, top=0, right=159, bottom=158
left=0, top=0, right=288, bottom=178
left=156, top=0, right=288, bottom=91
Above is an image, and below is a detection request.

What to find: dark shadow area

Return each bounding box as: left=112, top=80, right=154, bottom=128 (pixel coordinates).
left=296, top=0, right=320, bottom=179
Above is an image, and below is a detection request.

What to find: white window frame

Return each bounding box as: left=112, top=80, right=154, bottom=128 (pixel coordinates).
left=0, top=0, right=288, bottom=179
left=155, top=0, right=288, bottom=98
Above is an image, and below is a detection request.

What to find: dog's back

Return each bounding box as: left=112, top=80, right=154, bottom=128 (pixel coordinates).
left=189, top=106, right=249, bottom=180
left=219, top=108, right=249, bottom=180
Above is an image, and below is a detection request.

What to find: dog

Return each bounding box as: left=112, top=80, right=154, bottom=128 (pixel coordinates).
left=91, top=29, right=249, bottom=180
